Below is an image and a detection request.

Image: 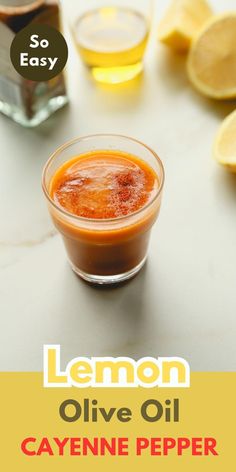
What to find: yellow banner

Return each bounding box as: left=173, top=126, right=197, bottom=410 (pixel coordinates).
left=1, top=372, right=235, bottom=470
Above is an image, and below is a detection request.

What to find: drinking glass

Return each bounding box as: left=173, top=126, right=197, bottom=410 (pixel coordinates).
left=42, top=134, right=164, bottom=285
left=70, top=0, right=153, bottom=84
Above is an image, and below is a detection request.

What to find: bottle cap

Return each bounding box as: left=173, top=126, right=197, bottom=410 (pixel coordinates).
left=0, top=1, right=45, bottom=15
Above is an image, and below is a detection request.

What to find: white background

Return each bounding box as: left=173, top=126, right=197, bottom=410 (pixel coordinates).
left=0, top=0, right=235, bottom=371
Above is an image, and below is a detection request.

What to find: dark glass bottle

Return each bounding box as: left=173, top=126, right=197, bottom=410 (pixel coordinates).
left=0, top=1, right=68, bottom=127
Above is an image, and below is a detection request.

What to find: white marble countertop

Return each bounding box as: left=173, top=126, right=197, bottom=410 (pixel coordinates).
left=0, top=0, right=235, bottom=371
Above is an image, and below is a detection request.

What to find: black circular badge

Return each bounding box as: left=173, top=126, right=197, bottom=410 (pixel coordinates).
left=10, top=23, right=68, bottom=81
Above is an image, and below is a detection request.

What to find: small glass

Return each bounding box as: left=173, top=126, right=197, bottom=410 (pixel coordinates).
left=42, top=134, right=164, bottom=285
left=71, top=0, right=153, bottom=84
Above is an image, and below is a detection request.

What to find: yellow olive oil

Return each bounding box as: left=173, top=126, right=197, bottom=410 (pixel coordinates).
left=73, top=7, right=150, bottom=84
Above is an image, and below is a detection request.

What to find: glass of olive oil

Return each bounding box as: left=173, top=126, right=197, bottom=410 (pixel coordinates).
left=71, top=1, right=153, bottom=84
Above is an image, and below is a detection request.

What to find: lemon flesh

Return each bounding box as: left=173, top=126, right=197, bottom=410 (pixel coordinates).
left=158, top=0, right=213, bottom=52
left=213, top=110, right=236, bottom=173
left=188, top=13, right=236, bottom=99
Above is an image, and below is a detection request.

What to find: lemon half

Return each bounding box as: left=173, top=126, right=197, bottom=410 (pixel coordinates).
left=188, top=13, right=236, bottom=100
left=213, top=110, right=236, bottom=173
left=158, top=0, right=213, bottom=52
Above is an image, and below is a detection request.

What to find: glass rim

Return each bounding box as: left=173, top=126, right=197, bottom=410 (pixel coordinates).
left=42, top=133, right=165, bottom=224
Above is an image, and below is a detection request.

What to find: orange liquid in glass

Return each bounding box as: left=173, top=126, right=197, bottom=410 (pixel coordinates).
left=49, top=151, right=160, bottom=276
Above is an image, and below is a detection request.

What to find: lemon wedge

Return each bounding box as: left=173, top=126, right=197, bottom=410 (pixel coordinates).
left=158, top=0, right=213, bottom=52
left=213, top=110, right=236, bottom=173
left=188, top=13, right=236, bottom=99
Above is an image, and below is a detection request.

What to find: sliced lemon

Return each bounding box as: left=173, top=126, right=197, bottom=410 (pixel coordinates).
left=158, top=0, right=213, bottom=52
left=188, top=13, right=236, bottom=99
left=213, top=110, right=236, bottom=173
